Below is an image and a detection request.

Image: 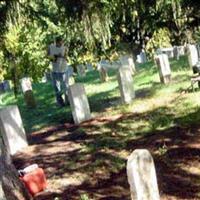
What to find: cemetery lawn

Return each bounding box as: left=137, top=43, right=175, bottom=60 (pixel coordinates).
left=2, top=55, right=200, bottom=199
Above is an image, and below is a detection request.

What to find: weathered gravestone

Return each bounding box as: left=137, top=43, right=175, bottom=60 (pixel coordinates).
left=21, top=77, right=36, bottom=108
left=68, top=83, right=91, bottom=124
left=0, top=137, right=31, bottom=200
left=120, top=55, right=136, bottom=75
left=0, top=106, right=28, bottom=155
left=86, top=64, right=93, bottom=71
left=77, top=65, right=86, bottom=77
left=117, top=68, right=135, bottom=104
left=155, top=54, right=171, bottom=84
left=187, top=44, right=198, bottom=68
left=97, top=62, right=109, bottom=82
left=127, top=149, right=160, bottom=200
left=173, top=46, right=180, bottom=60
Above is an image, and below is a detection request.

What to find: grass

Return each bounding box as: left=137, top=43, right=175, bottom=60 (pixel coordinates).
left=1, top=55, right=200, bottom=136
left=11, top=55, right=200, bottom=199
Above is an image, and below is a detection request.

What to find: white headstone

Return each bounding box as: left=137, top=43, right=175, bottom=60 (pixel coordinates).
left=127, top=149, right=160, bottom=200
left=187, top=44, right=198, bottom=68
left=155, top=54, right=171, bottom=84
left=68, top=83, right=91, bottom=124
left=117, top=68, right=135, bottom=104
left=0, top=106, right=28, bottom=155
left=21, top=77, right=32, bottom=93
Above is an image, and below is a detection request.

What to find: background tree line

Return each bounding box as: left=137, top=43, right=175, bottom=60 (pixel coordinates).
left=0, top=0, right=200, bottom=95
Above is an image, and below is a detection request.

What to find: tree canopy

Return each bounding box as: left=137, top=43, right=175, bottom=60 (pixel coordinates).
left=0, top=0, right=200, bottom=85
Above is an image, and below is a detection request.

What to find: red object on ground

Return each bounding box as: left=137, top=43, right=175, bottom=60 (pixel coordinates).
left=20, top=168, right=47, bottom=196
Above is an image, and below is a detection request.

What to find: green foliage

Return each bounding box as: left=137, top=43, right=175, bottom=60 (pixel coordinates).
left=146, top=28, right=172, bottom=58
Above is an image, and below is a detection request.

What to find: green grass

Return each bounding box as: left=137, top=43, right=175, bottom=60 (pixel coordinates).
left=1, top=55, right=200, bottom=136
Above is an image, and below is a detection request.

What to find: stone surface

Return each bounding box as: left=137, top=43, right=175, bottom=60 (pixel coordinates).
left=127, top=149, right=160, bottom=200
left=77, top=65, right=86, bottom=77
left=155, top=54, right=171, bottom=84
left=157, top=47, right=174, bottom=58
left=0, top=106, right=28, bottom=155
left=120, top=55, right=136, bottom=74
left=21, top=77, right=36, bottom=108
left=117, top=67, right=135, bottom=104
left=68, top=83, right=91, bottom=124
left=187, top=44, right=198, bottom=68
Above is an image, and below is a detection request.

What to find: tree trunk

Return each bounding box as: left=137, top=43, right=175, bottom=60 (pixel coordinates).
left=0, top=137, right=32, bottom=200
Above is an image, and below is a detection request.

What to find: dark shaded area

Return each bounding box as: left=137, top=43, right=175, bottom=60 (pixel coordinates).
left=13, top=106, right=200, bottom=199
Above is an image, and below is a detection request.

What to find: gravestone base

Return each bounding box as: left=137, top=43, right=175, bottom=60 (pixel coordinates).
left=24, top=90, right=36, bottom=108
left=0, top=106, right=28, bottom=155
left=68, top=83, right=91, bottom=124
left=160, top=75, right=171, bottom=84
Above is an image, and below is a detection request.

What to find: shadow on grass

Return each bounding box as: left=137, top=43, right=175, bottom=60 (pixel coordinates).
left=13, top=106, right=200, bottom=200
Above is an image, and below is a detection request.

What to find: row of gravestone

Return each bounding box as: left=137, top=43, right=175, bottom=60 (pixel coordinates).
left=0, top=105, right=160, bottom=199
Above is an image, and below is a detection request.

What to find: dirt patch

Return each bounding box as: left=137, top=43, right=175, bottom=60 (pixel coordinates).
left=13, top=121, right=200, bottom=200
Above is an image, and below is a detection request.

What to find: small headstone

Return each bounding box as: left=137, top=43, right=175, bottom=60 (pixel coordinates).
left=117, top=68, right=135, bottom=104
left=21, top=77, right=36, bottom=108
left=86, top=64, right=93, bottom=71
left=97, top=63, right=109, bottom=82
left=68, top=83, right=91, bottom=124
left=155, top=54, right=171, bottom=84
left=0, top=105, right=28, bottom=155
left=120, top=55, right=136, bottom=74
left=127, top=149, right=160, bottom=200
left=173, top=46, right=180, bottom=60
left=77, top=65, right=86, bottom=77
left=187, top=44, right=198, bottom=68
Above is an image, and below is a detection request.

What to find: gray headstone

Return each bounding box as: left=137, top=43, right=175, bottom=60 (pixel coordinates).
left=120, top=55, right=136, bottom=74
left=117, top=68, right=135, bottom=104
left=0, top=105, right=28, bottom=155
left=173, top=46, right=180, bottom=60
left=97, top=62, right=109, bottom=82
left=86, top=64, right=93, bottom=71
left=127, top=149, right=160, bottom=200
left=77, top=65, right=86, bottom=77
left=68, top=83, right=91, bottom=124
left=187, top=44, right=198, bottom=68
left=155, top=54, right=171, bottom=84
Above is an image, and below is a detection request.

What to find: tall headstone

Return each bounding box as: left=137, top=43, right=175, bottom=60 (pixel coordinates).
left=0, top=105, right=28, bottom=155
left=155, top=54, right=171, bottom=84
left=68, top=83, right=91, bottom=124
left=117, top=68, right=135, bottom=104
left=21, top=77, right=36, bottom=108
left=187, top=44, right=198, bottom=68
left=127, top=149, right=160, bottom=200
left=120, top=55, right=136, bottom=75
